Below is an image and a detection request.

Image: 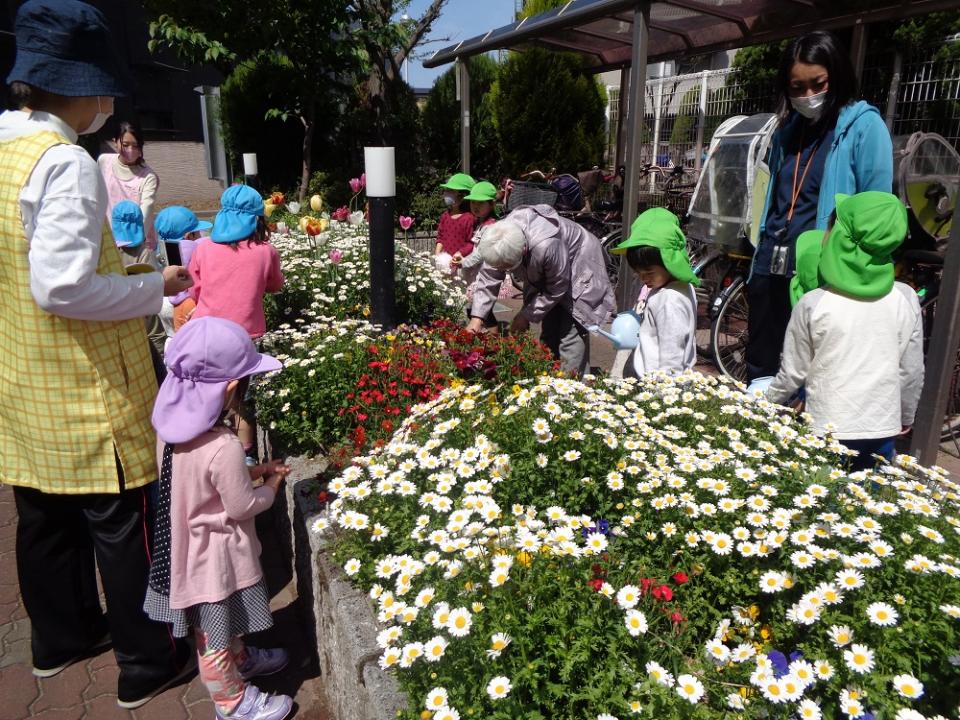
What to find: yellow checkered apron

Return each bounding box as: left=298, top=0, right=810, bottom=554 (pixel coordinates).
left=0, top=131, right=157, bottom=494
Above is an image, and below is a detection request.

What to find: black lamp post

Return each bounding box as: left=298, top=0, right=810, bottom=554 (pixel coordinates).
left=364, top=147, right=396, bottom=330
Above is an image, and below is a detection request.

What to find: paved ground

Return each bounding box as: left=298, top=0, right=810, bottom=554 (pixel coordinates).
left=0, top=486, right=329, bottom=720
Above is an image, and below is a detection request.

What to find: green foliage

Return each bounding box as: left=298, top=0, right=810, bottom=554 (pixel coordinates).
left=890, top=12, right=960, bottom=62
left=422, top=56, right=502, bottom=180
left=669, top=86, right=702, bottom=147
left=727, top=41, right=786, bottom=102
left=491, top=48, right=606, bottom=173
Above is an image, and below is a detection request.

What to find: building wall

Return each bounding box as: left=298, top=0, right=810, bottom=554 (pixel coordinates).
left=141, top=141, right=227, bottom=211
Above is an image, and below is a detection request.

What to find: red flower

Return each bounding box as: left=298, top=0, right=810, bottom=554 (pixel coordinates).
left=317, top=491, right=329, bottom=504
left=652, top=585, right=673, bottom=602
left=640, top=577, right=655, bottom=595
left=587, top=578, right=604, bottom=592
left=671, top=571, right=689, bottom=585
left=670, top=612, right=685, bottom=624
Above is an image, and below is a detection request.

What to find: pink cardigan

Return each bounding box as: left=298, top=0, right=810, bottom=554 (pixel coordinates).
left=188, top=238, right=284, bottom=338
left=161, top=427, right=275, bottom=609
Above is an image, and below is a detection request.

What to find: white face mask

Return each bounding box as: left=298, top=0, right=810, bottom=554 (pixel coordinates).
left=443, top=195, right=456, bottom=207
left=80, top=97, right=112, bottom=135
left=790, top=91, right=827, bottom=121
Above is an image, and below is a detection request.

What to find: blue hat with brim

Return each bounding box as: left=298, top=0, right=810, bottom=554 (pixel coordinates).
left=155, top=205, right=213, bottom=242
left=111, top=200, right=144, bottom=248
left=211, top=185, right=264, bottom=243
left=6, top=0, right=130, bottom=97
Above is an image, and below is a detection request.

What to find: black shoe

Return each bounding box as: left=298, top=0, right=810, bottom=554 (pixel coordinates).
left=32, top=632, right=112, bottom=678
left=116, top=642, right=196, bottom=709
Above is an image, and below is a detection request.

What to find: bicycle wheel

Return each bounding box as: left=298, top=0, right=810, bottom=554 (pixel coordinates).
left=923, top=294, right=960, bottom=444
left=710, top=276, right=749, bottom=383
left=600, top=229, right=622, bottom=291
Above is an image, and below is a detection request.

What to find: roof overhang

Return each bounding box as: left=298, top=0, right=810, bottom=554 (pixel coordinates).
left=424, top=0, right=960, bottom=72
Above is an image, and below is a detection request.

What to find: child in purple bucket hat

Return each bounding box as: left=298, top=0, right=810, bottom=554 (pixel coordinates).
left=146, top=316, right=294, bottom=720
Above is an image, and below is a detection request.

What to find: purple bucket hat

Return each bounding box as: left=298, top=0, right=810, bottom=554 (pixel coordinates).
left=152, top=317, right=281, bottom=444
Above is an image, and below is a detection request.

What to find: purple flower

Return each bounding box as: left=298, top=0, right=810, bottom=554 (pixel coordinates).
left=328, top=249, right=343, bottom=265
left=767, top=650, right=789, bottom=678
left=349, top=177, right=363, bottom=193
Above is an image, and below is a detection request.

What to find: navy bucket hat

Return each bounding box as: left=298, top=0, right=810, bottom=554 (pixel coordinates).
left=211, top=185, right=264, bottom=243
left=6, top=0, right=130, bottom=97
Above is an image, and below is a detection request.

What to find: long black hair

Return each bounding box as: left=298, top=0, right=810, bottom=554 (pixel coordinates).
left=775, top=31, right=857, bottom=128
left=114, top=121, right=145, bottom=165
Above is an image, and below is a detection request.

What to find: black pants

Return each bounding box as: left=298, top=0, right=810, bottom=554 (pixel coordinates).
left=14, top=483, right=183, bottom=698
left=746, top=274, right=793, bottom=382
left=540, top=304, right=589, bottom=377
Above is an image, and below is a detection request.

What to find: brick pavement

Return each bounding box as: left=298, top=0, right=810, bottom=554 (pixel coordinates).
left=0, top=486, right=329, bottom=720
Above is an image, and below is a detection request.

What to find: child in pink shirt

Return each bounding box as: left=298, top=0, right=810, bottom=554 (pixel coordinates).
left=146, top=316, right=293, bottom=720
left=188, top=185, right=284, bottom=339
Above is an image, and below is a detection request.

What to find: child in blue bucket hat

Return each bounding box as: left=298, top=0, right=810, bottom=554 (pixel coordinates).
left=155, top=205, right=213, bottom=330
left=0, top=0, right=193, bottom=708
left=186, top=184, right=284, bottom=464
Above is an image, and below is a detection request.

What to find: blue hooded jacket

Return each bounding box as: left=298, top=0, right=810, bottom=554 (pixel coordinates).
left=759, top=100, right=893, bottom=236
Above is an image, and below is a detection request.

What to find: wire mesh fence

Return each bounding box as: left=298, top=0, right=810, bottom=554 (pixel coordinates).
left=607, top=38, right=960, bottom=171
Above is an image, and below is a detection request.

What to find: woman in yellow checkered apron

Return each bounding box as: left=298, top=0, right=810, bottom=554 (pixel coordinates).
left=0, top=0, right=194, bottom=709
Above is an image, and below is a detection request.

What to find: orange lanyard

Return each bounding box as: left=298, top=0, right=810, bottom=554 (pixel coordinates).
left=787, top=133, right=821, bottom=224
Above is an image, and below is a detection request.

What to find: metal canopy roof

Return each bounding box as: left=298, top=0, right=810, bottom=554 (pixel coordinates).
left=424, top=0, right=960, bottom=72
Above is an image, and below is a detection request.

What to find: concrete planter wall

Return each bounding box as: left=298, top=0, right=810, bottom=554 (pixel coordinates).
left=280, top=452, right=407, bottom=720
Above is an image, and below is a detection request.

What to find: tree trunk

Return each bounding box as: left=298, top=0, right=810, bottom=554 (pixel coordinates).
left=299, top=101, right=316, bottom=202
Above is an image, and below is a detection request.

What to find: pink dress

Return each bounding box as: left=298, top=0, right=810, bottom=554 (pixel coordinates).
left=188, top=239, right=284, bottom=339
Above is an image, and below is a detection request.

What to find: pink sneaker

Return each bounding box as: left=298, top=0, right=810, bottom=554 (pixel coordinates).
left=239, top=646, right=289, bottom=680
left=216, top=685, right=292, bottom=720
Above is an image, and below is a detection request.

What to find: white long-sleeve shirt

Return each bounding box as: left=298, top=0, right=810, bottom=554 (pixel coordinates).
left=766, top=283, right=924, bottom=439
left=611, top=280, right=698, bottom=378
left=0, top=110, right=163, bottom=321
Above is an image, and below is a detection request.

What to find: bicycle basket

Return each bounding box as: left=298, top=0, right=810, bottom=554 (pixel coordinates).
left=506, top=181, right=558, bottom=213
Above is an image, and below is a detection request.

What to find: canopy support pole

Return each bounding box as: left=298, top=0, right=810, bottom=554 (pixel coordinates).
left=617, top=1, right=651, bottom=311
left=458, top=59, right=471, bottom=174
left=911, top=215, right=960, bottom=464
left=849, top=22, right=868, bottom=85
left=615, top=69, right=629, bottom=169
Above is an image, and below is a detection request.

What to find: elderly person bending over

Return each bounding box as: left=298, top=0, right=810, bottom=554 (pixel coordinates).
left=466, top=204, right=616, bottom=375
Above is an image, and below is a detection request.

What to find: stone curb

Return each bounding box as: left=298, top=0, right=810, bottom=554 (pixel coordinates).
left=280, top=453, right=407, bottom=720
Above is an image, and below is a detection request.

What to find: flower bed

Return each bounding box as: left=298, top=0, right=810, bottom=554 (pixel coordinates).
left=264, top=221, right=466, bottom=328
left=321, top=372, right=960, bottom=720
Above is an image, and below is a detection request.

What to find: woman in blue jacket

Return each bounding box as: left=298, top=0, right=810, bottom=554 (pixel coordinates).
left=747, top=31, right=893, bottom=381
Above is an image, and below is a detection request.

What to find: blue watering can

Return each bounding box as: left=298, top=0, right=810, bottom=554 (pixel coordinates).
left=588, top=311, right=643, bottom=350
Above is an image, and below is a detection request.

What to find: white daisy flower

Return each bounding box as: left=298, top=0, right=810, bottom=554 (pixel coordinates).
left=423, top=636, right=448, bottom=663
left=645, top=661, right=674, bottom=687
left=486, top=676, right=512, bottom=700
left=446, top=607, right=473, bottom=637
left=616, top=585, right=640, bottom=609
left=829, top=625, right=854, bottom=647
left=674, top=674, right=705, bottom=704
left=892, top=673, right=924, bottom=699
left=343, top=558, right=361, bottom=576
left=843, top=643, right=876, bottom=674
left=866, top=601, right=899, bottom=627
left=624, top=609, right=648, bottom=637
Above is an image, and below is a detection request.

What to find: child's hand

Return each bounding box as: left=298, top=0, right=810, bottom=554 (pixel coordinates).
left=451, top=252, right=463, bottom=267
left=252, top=459, right=290, bottom=480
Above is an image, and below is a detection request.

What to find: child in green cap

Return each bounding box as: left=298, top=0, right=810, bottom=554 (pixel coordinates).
left=435, top=172, right=476, bottom=270
left=452, top=180, right=501, bottom=327
left=609, top=208, right=701, bottom=377
left=766, top=191, right=924, bottom=471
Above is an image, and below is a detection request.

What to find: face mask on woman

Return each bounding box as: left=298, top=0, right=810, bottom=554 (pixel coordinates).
left=79, top=97, right=112, bottom=135
left=790, top=90, right=827, bottom=121
left=120, top=144, right=141, bottom=163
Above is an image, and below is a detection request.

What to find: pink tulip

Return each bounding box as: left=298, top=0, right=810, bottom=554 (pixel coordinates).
left=349, top=177, right=363, bottom=193
left=331, top=206, right=350, bottom=222
left=359, top=173, right=366, bottom=189
left=328, top=249, right=343, bottom=265
left=399, top=215, right=414, bottom=230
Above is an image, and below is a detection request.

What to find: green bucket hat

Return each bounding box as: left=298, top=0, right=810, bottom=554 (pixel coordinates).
left=440, top=173, right=476, bottom=192
left=789, top=230, right=825, bottom=307
left=819, top=192, right=907, bottom=299
left=611, top=208, right=700, bottom=286
left=464, top=180, right=497, bottom=202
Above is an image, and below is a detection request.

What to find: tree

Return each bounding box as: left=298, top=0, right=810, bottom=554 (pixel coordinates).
left=350, top=0, right=449, bottom=146
left=144, top=0, right=357, bottom=200
left=489, top=0, right=607, bottom=173
left=422, top=55, right=501, bottom=179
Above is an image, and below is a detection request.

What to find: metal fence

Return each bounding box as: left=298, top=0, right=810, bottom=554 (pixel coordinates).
left=606, top=39, right=960, bottom=171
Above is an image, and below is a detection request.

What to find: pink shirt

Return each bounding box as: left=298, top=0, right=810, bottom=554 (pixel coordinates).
left=162, top=427, right=276, bottom=609
left=188, top=238, right=284, bottom=338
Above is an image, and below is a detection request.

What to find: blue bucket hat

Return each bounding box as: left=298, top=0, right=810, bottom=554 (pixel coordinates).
left=155, top=206, right=213, bottom=242
left=6, top=0, right=130, bottom=97
left=211, top=185, right=264, bottom=243
left=111, top=200, right=144, bottom=248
